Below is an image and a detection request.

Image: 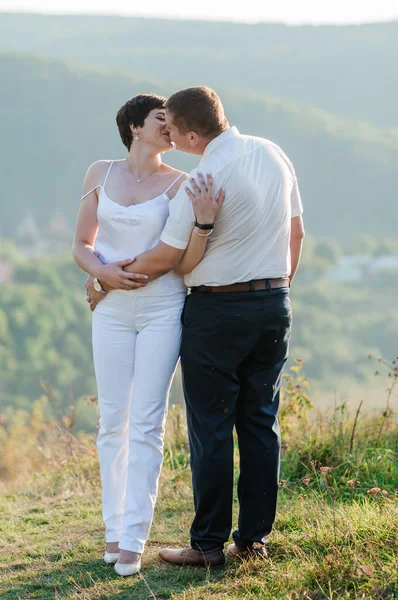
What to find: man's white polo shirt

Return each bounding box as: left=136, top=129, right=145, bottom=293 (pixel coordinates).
left=160, top=127, right=303, bottom=287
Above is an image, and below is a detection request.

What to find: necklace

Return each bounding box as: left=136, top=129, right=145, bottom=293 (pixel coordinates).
left=126, top=157, right=160, bottom=183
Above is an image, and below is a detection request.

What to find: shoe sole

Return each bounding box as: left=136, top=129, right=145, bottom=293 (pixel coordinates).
left=114, top=568, right=141, bottom=577
left=103, top=555, right=120, bottom=565
left=114, top=562, right=141, bottom=577
left=158, top=556, right=225, bottom=568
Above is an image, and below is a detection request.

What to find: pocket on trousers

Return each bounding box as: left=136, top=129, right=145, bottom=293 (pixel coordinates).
left=180, top=299, right=188, bottom=325
left=277, top=290, right=292, bottom=317
left=275, top=313, right=292, bottom=363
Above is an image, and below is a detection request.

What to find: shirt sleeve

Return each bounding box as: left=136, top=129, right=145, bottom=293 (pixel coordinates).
left=291, top=174, right=303, bottom=218
left=160, top=183, right=195, bottom=250
left=272, top=143, right=303, bottom=218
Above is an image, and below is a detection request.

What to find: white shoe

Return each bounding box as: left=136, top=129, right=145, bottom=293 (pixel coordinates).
left=114, top=558, right=141, bottom=577
left=103, top=551, right=120, bottom=564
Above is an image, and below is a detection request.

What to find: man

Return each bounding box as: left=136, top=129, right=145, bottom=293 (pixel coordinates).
left=88, top=86, right=304, bottom=566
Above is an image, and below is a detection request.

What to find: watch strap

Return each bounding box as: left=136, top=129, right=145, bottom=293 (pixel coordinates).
left=195, top=219, right=214, bottom=230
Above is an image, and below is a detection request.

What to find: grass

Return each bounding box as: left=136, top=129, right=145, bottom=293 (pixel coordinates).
left=0, top=454, right=397, bottom=600
left=0, top=362, right=397, bottom=599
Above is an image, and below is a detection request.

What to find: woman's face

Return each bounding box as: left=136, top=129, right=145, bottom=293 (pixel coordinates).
left=133, top=108, right=173, bottom=152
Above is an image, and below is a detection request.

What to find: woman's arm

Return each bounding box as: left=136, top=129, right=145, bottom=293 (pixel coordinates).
left=72, top=162, right=147, bottom=290
left=175, top=226, right=211, bottom=275
left=175, top=172, right=225, bottom=275
left=72, top=161, right=106, bottom=277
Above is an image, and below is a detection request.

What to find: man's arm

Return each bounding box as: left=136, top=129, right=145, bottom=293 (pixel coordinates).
left=289, top=215, right=305, bottom=284
left=123, top=177, right=197, bottom=280
left=123, top=241, right=185, bottom=281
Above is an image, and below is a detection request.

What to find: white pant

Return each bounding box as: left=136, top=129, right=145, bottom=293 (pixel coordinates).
left=92, top=290, right=185, bottom=553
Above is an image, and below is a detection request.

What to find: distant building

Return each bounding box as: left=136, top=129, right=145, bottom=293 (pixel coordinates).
left=370, top=256, right=398, bottom=273
left=16, top=213, right=47, bottom=256
left=15, top=213, right=72, bottom=256
left=0, top=261, right=13, bottom=283
left=47, top=213, right=73, bottom=253
left=328, top=256, right=398, bottom=282
left=48, top=213, right=71, bottom=237
left=16, top=213, right=40, bottom=241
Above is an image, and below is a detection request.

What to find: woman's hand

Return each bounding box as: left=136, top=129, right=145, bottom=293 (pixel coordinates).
left=98, top=258, right=149, bottom=290
left=185, top=172, right=225, bottom=225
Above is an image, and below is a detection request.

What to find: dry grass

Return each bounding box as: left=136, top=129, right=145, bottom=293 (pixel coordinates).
left=0, top=360, right=397, bottom=599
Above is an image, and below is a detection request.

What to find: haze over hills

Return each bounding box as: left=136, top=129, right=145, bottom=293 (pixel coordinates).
left=1, top=13, right=398, bottom=126
left=1, top=51, right=398, bottom=241
left=0, top=13, right=397, bottom=409
left=1, top=13, right=398, bottom=243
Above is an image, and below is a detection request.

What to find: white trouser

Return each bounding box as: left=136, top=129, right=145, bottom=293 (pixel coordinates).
left=92, top=290, right=185, bottom=553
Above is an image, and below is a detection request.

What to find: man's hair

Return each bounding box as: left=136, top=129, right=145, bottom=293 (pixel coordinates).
left=116, top=93, right=166, bottom=150
left=165, top=86, right=227, bottom=137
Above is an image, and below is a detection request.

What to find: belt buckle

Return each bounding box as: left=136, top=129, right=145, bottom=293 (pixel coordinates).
left=250, top=279, right=271, bottom=291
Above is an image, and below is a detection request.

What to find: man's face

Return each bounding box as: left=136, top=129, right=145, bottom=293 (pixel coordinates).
left=165, top=111, right=194, bottom=153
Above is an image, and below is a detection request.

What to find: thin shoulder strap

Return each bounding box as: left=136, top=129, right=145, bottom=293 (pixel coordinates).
left=80, top=162, right=114, bottom=201
left=164, top=173, right=185, bottom=196
left=103, top=161, right=114, bottom=189
left=80, top=185, right=101, bottom=201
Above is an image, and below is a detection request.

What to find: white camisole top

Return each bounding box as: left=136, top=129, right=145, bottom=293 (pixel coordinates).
left=82, top=161, right=187, bottom=296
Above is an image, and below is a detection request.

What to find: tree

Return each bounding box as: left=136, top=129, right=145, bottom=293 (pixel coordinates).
left=314, top=238, right=342, bottom=266
left=348, top=234, right=378, bottom=256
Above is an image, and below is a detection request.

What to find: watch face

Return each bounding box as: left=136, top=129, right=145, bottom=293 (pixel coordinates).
left=93, top=279, right=102, bottom=292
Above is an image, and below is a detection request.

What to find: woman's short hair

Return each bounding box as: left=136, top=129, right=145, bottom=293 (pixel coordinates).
left=116, top=93, right=166, bottom=150
left=165, top=87, right=226, bottom=138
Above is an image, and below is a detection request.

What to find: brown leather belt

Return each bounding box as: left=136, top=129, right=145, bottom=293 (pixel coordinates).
left=190, top=278, right=290, bottom=293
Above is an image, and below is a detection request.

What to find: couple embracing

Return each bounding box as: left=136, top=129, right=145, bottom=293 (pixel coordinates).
left=72, top=86, right=304, bottom=576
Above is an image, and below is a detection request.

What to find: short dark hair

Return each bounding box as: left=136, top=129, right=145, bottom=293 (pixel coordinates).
left=116, top=93, right=166, bottom=150
left=165, top=86, right=227, bottom=137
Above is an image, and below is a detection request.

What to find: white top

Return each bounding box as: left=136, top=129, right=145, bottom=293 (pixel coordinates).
left=85, top=162, right=187, bottom=296
left=160, top=127, right=303, bottom=287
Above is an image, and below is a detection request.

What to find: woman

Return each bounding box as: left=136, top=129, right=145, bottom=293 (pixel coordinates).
left=72, top=93, right=223, bottom=576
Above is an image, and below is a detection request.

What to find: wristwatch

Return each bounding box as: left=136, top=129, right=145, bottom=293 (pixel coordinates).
left=195, top=219, right=214, bottom=230
left=93, top=277, right=106, bottom=293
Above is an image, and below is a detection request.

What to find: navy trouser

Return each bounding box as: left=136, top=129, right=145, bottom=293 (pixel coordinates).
left=180, top=287, right=292, bottom=551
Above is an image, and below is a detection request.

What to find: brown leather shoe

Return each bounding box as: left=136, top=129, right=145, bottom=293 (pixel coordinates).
left=225, top=542, right=268, bottom=560
left=158, top=546, right=225, bottom=567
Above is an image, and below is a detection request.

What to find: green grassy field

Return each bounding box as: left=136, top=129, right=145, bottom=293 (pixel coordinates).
left=1, top=365, right=397, bottom=599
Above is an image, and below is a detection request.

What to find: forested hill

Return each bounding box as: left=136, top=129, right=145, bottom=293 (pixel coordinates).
left=2, top=52, right=398, bottom=241
left=1, top=13, right=398, bottom=126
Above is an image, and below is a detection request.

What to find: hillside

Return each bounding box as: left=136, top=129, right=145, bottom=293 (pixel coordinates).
left=1, top=244, right=397, bottom=414
left=1, top=13, right=398, bottom=126
left=2, top=52, right=398, bottom=241
left=1, top=398, right=397, bottom=599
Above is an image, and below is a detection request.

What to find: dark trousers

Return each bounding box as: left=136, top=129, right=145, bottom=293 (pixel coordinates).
left=180, top=287, right=292, bottom=551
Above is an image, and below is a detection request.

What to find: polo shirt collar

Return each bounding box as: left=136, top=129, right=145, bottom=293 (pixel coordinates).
left=201, top=126, right=240, bottom=158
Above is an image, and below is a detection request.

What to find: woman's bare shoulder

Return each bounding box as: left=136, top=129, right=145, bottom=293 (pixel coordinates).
left=163, top=169, right=188, bottom=199
left=81, top=161, right=115, bottom=200
left=158, top=165, right=188, bottom=197
left=85, top=160, right=113, bottom=179
left=162, top=165, right=188, bottom=178
left=83, top=159, right=119, bottom=190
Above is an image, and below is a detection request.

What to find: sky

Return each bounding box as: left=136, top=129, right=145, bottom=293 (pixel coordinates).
left=1, top=0, right=398, bottom=24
